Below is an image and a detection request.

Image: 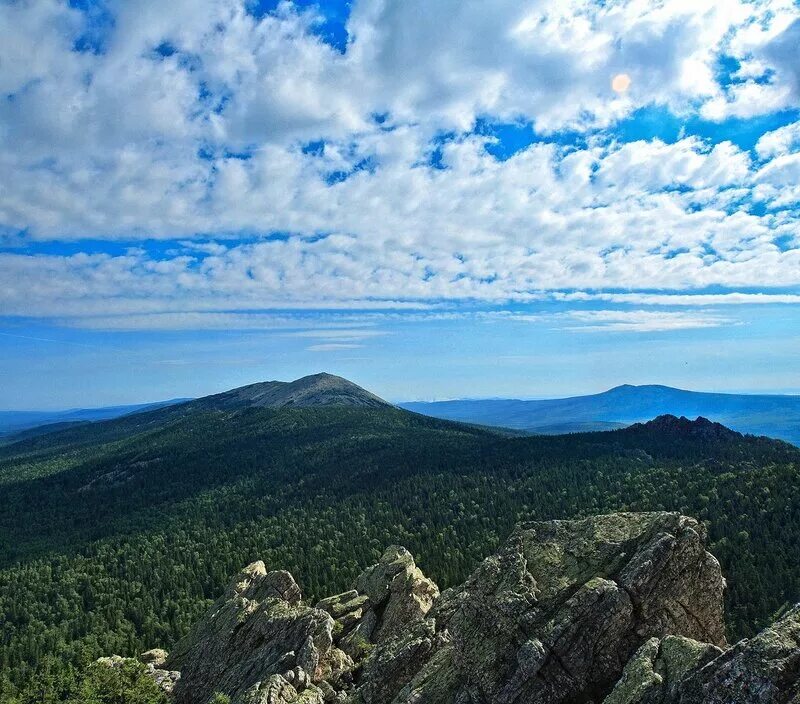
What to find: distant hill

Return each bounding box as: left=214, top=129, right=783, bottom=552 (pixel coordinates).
left=0, top=398, right=190, bottom=438
left=400, top=384, right=800, bottom=445
left=187, top=372, right=390, bottom=411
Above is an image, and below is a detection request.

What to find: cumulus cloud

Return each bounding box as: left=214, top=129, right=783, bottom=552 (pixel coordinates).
left=2, top=129, right=798, bottom=322
left=0, top=0, right=798, bottom=331
left=702, top=12, right=800, bottom=121
left=756, top=121, right=800, bottom=159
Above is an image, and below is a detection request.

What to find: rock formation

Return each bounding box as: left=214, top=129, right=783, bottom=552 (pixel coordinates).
left=111, top=512, right=798, bottom=703
left=163, top=562, right=353, bottom=704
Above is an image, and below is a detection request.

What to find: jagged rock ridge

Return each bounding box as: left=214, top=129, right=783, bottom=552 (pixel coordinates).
left=629, top=414, right=744, bottom=441
left=111, top=512, right=799, bottom=703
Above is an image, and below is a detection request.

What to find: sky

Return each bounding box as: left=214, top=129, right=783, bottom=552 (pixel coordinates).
left=1, top=0, right=800, bottom=409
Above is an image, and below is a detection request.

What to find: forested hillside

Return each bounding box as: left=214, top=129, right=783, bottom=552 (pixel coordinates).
left=0, top=392, right=799, bottom=702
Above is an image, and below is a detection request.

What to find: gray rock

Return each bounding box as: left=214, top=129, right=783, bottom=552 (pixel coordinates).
left=342, top=545, right=439, bottom=653
left=603, top=636, right=723, bottom=704
left=605, top=605, right=800, bottom=703
left=393, top=512, right=727, bottom=704
left=315, top=592, right=370, bottom=638
left=96, top=654, right=181, bottom=695
left=677, top=604, right=800, bottom=703
left=346, top=619, right=447, bottom=704
left=316, top=512, right=729, bottom=704
left=165, top=562, right=350, bottom=704
left=239, top=674, right=325, bottom=704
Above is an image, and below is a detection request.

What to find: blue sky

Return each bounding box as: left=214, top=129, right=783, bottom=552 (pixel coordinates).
left=1, top=0, right=799, bottom=408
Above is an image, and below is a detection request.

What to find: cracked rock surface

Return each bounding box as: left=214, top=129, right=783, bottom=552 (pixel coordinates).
left=118, top=512, right=798, bottom=704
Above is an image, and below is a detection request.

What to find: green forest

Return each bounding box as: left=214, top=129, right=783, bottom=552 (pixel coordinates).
left=0, top=404, right=799, bottom=703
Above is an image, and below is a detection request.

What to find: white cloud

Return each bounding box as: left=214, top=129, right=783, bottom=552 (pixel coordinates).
left=700, top=9, right=800, bottom=121
left=559, top=309, right=735, bottom=332
left=559, top=292, right=800, bottom=306
left=0, top=0, right=798, bottom=330
left=306, top=343, right=364, bottom=351
left=756, top=121, right=800, bottom=159
left=59, top=312, right=381, bottom=331
left=0, top=126, right=798, bottom=321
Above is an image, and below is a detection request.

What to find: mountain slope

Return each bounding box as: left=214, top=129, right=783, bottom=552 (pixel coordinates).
left=400, top=383, right=800, bottom=445
left=0, top=373, right=383, bottom=446
left=1, top=376, right=800, bottom=701
left=0, top=373, right=387, bottom=460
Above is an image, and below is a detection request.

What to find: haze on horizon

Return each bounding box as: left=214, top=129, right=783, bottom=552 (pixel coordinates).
left=1, top=0, right=799, bottom=409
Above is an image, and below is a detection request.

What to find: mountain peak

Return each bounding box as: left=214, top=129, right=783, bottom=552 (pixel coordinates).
left=632, top=414, right=742, bottom=439
left=605, top=383, right=680, bottom=393
left=190, top=373, right=391, bottom=411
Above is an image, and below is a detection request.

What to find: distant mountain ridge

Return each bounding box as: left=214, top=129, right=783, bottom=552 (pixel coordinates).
left=400, top=384, right=800, bottom=445
left=0, top=398, right=190, bottom=438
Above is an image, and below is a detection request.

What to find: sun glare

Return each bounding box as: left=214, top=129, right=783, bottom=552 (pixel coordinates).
left=611, top=73, right=632, bottom=93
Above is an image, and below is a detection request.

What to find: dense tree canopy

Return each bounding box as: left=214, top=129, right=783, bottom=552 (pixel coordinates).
left=0, top=406, right=798, bottom=701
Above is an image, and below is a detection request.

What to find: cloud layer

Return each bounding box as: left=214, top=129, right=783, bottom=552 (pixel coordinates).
left=1, top=0, right=799, bottom=330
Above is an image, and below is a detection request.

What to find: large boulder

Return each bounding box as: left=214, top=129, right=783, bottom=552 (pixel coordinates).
left=604, top=605, right=800, bottom=703
left=95, top=653, right=181, bottom=696
left=374, top=512, right=727, bottom=704
left=676, top=604, right=800, bottom=703
left=165, top=562, right=351, bottom=704
left=238, top=674, right=326, bottom=704
left=603, top=636, right=723, bottom=704
left=339, top=545, right=439, bottom=653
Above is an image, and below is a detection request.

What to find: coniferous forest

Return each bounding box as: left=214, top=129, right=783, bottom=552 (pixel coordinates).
left=0, top=403, right=799, bottom=702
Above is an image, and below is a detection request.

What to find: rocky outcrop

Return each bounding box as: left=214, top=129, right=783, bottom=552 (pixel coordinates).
left=377, top=512, right=727, bottom=704
left=604, top=605, right=800, bottom=703
left=130, top=512, right=799, bottom=704
left=337, top=545, right=439, bottom=652
left=163, top=562, right=352, bottom=704
left=603, top=636, right=724, bottom=704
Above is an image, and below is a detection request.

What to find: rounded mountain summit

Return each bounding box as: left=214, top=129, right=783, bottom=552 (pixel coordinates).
left=187, top=373, right=391, bottom=411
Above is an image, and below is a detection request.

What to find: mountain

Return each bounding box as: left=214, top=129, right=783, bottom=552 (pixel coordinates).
left=0, top=374, right=385, bottom=454
left=0, top=398, right=190, bottom=438
left=0, top=372, right=383, bottom=441
left=92, top=513, right=800, bottom=704
left=1, top=375, right=800, bottom=702
left=400, top=383, right=800, bottom=445
left=185, top=372, right=390, bottom=411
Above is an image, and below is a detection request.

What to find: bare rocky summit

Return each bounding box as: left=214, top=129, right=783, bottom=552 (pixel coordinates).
left=108, top=512, right=799, bottom=703
left=186, top=373, right=390, bottom=411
